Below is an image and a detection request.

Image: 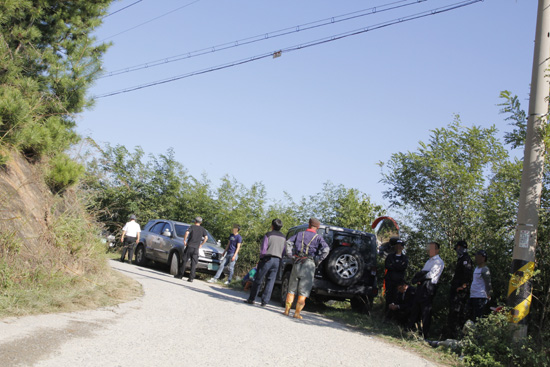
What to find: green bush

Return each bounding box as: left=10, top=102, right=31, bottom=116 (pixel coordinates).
left=461, top=311, right=548, bottom=366
left=46, top=153, right=85, bottom=193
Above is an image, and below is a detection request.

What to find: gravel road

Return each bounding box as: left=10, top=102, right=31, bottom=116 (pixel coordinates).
left=0, top=260, right=436, bottom=367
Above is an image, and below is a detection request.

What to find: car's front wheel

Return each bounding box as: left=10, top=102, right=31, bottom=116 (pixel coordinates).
left=169, top=252, right=179, bottom=276
left=135, top=245, right=147, bottom=266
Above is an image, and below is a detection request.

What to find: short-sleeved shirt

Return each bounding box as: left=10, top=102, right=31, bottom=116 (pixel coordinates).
left=470, top=266, right=492, bottom=298
left=122, top=221, right=141, bottom=238
left=186, top=225, right=208, bottom=248
left=226, top=234, right=242, bottom=255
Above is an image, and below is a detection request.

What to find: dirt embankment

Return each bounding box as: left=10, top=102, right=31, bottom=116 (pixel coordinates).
left=0, top=152, right=53, bottom=250
left=0, top=151, right=141, bottom=318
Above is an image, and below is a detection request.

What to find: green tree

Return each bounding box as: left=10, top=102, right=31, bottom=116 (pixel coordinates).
left=295, top=181, right=384, bottom=231
left=0, top=0, right=111, bottom=159
left=382, top=117, right=508, bottom=248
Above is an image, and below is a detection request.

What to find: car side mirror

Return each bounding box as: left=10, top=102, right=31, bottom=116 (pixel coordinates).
left=162, top=230, right=171, bottom=237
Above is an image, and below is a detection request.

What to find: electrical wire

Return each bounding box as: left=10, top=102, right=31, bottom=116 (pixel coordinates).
left=99, top=0, right=425, bottom=79
left=94, top=0, right=483, bottom=99
left=101, top=0, right=202, bottom=42
left=104, top=0, right=144, bottom=19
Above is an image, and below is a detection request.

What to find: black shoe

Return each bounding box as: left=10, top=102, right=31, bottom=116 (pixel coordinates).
left=261, top=302, right=267, bottom=307
left=244, top=299, right=254, bottom=305
left=174, top=274, right=182, bottom=279
left=187, top=279, right=193, bottom=282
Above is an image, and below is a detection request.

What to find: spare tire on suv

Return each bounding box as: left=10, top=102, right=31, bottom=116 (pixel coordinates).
left=324, top=246, right=364, bottom=286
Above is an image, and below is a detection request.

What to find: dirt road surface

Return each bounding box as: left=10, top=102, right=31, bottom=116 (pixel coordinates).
left=0, top=260, right=436, bottom=367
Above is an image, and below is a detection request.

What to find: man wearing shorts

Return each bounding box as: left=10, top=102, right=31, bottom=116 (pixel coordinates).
left=283, top=218, right=330, bottom=319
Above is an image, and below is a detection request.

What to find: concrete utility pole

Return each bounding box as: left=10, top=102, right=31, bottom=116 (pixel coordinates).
left=507, top=0, right=550, bottom=340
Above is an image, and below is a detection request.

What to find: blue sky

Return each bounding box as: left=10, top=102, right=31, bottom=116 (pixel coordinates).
left=79, top=0, right=537, bottom=209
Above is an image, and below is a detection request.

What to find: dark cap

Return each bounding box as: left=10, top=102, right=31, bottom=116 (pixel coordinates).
left=476, top=249, right=488, bottom=261
left=129, top=214, right=136, bottom=220
left=455, top=240, right=468, bottom=249
left=194, top=216, right=203, bottom=223
left=389, top=237, right=405, bottom=247
left=308, top=218, right=321, bottom=228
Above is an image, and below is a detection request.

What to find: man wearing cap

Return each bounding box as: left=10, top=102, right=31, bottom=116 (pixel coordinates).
left=120, top=214, right=141, bottom=263
left=245, top=219, right=285, bottom=306
left=469, top=249, right=492, bottom=320
left=407, top=241, right=445, bottom=339
left=447, top=240, right=473, bottom=338
left=384, top=237, right=408, bottom=316
left=177, top=217, right=208, bottom=282
left=283, top=218, right=330, bottom=319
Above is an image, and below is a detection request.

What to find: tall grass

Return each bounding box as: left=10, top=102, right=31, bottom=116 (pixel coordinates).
left=0, top=181, right=141, bottom=319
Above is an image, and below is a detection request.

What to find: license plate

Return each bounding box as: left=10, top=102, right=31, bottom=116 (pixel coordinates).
left=208, top=263, right=219, bottom=271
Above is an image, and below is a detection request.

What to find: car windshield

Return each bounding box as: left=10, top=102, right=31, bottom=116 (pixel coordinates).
left=175, top=224, right=218, bottom=245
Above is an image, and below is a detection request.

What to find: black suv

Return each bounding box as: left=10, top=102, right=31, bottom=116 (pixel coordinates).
left=275, top=223, right=378, bottom=313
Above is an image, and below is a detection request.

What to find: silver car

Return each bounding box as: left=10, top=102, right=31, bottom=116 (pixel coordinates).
left=135, top=219, right=226, bottom=276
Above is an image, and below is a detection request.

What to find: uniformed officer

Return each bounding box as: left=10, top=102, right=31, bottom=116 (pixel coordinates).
left=384, top=237, right=409, bottom=316
left=447, top=240, right=473, bottom=338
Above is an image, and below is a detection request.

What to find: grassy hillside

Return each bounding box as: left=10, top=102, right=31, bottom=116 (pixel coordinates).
left=0, top=151, right=141, bottom=318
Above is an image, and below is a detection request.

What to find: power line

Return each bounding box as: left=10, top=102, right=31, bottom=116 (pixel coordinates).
left=101, top=0, right=202, bottom=42
left=100, top=0, right=426, bottom=79
left=94, top=0, right=483, bottom=99
left=104, top=0, right=144, bottom=19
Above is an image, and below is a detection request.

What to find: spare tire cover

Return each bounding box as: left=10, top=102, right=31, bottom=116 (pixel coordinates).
left=325, top=246, right=364, bottom=286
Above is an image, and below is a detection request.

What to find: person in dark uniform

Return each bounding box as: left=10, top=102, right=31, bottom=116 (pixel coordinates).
left=447, top=240, right=473, bottom=338
left=384, top=237, right=408, bottom=316
left=176, top=216, right=208, bottom=282
left=407, top=241, right=445, bottom=339
left=283, top=218, right=330, bottom=320
left=388, top=280, right=416, bottom=326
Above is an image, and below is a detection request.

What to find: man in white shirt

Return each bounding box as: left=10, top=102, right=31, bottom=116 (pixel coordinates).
left=120, top=214, right=141, bottom=263
left=407, top=241, right=445, bottom=339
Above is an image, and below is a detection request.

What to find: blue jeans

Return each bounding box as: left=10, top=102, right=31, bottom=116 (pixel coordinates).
left=213, top=253, right=238, bottom=281
left=248, top=256, right=281, bottom=304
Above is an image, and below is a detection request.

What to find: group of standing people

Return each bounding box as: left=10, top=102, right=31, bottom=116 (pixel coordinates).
left=120, top=214, right=492, bottom=333
left=385, top=238, right=492, bottom=340
left=245, top=218, right=330, bottom=320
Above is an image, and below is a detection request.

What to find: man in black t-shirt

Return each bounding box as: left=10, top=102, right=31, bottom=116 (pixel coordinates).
left=176, top=216, right=208, bottom=282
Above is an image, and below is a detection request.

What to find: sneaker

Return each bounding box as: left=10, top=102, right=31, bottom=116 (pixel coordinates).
left=244, top=299, right=254, bottom=305
left=261, top=302, right=267, bottom=307
left=224, top=281, right=230, bottom=285
left=187, top=279, right=193, bottom=283
left=207, top=278, right=217, bottom=283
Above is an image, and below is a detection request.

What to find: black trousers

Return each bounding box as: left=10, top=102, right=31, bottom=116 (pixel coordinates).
left=447, top=287, right=469, bottom=338
left=385, top=280, right=399, bottom=313
left=179, top=246, right=199, bottom=280
left=407, top=282, right=437, bottom=339
left=120, top=236, right=136, bottom=263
